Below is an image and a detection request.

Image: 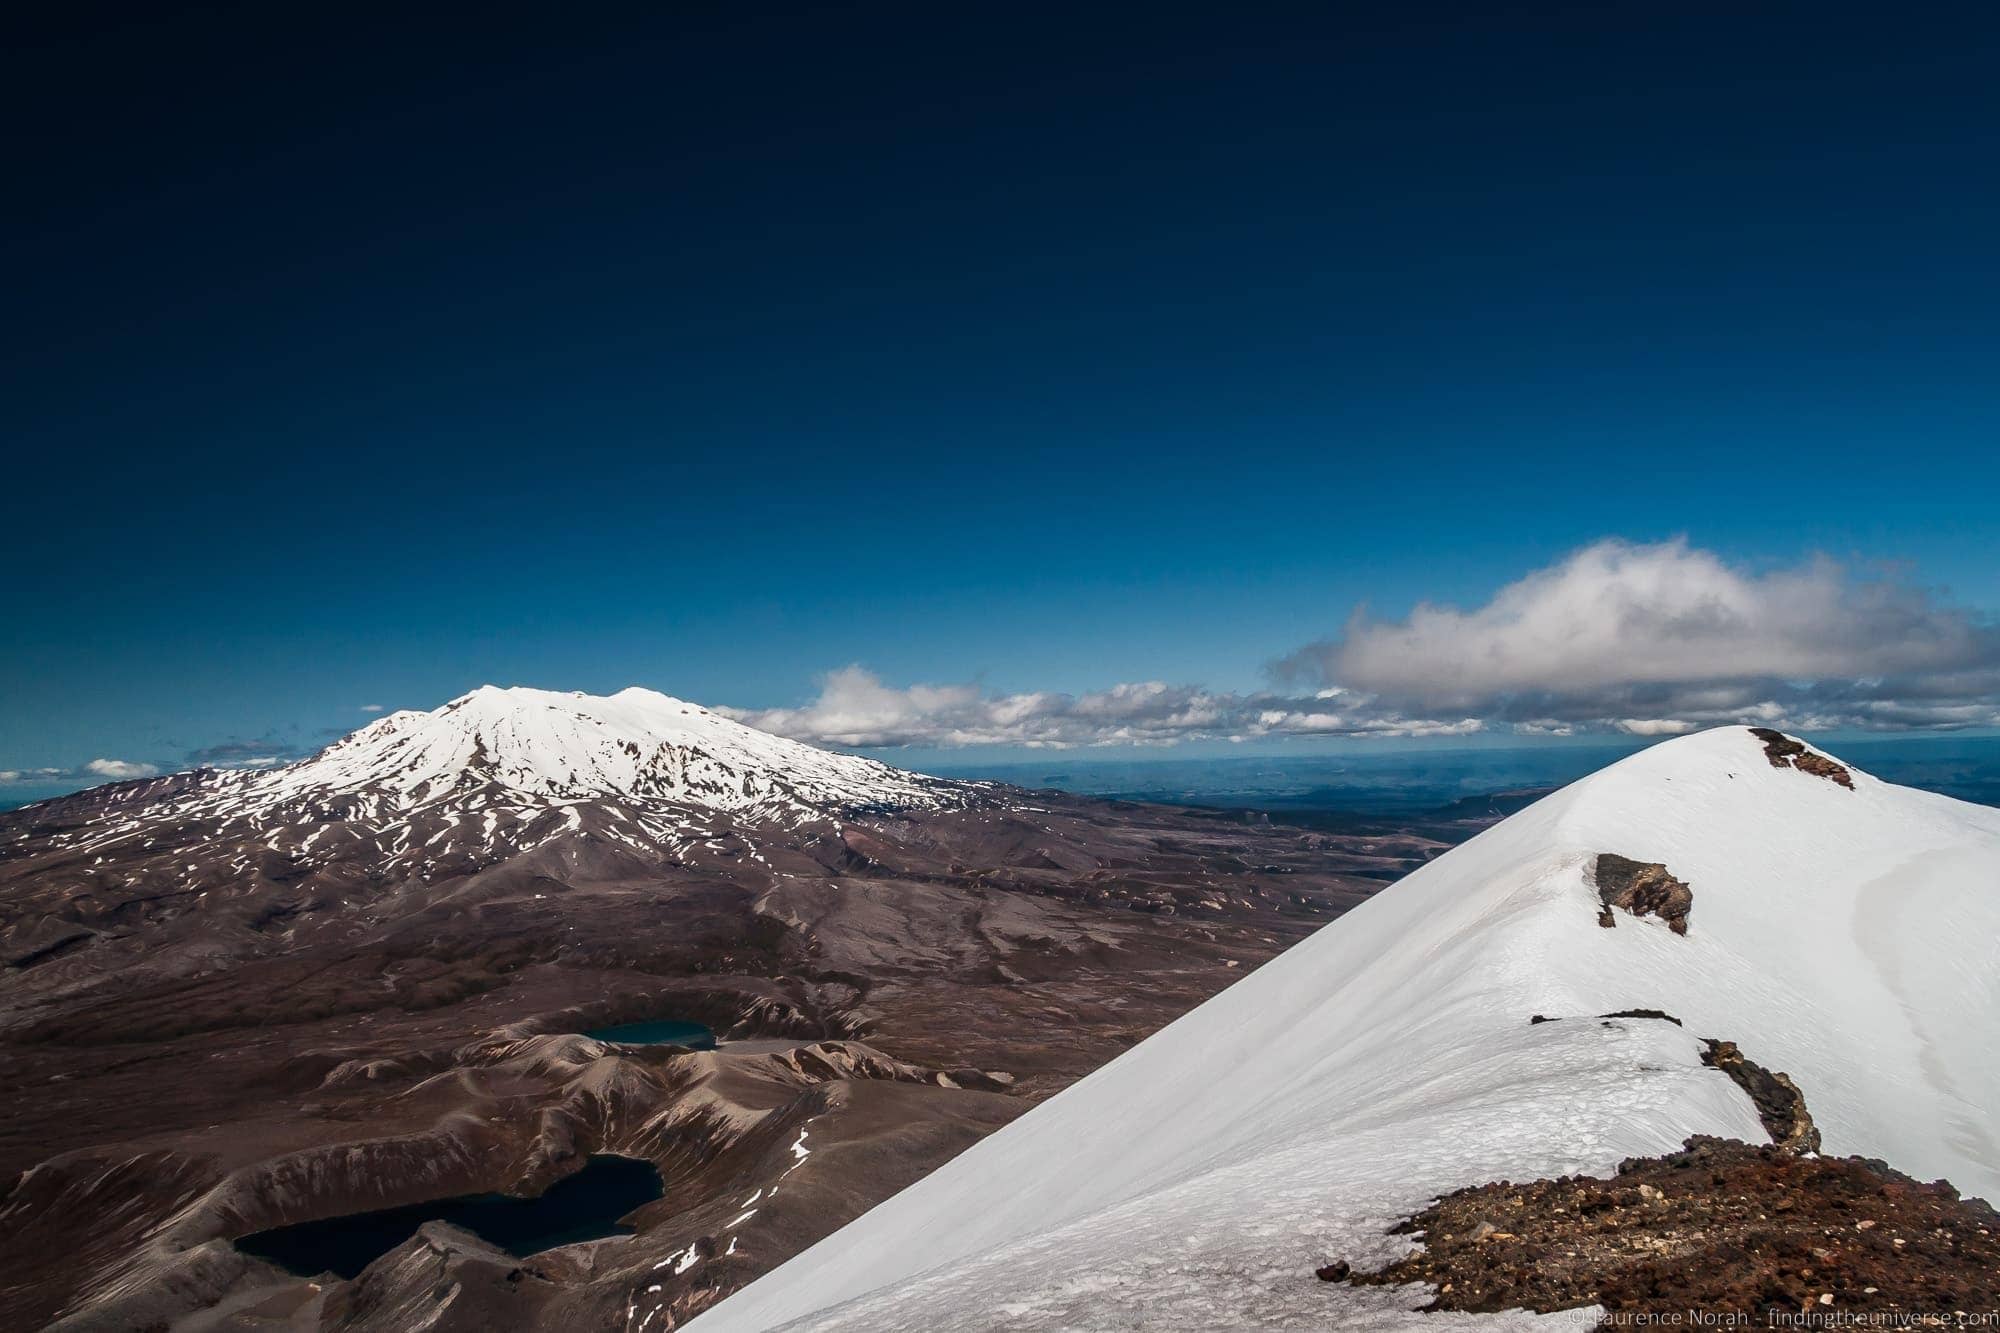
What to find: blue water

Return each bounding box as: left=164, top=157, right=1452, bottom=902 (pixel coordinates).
left=234, top=1154, right=664, bottom=1279
left=582, top=1019, right=716, bottom=1049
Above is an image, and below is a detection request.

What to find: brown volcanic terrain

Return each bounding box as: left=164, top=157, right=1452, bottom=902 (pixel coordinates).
left=0, top=760, right=1480, bottom=1330
left=1341, top=1135, right=2000, bottom=1326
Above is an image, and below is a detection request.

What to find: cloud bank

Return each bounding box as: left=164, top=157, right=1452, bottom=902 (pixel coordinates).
left=12, top=540, right=1998, bottom=783
left=722, top=667, right=1481, bottom=749
left=1280, top=539, right=2000, bottom=735
left=731, top=541, right=2000, bottom=749
left=2, top=759, right=163, bottom=787
left=4, top=739, right=315, bottom=790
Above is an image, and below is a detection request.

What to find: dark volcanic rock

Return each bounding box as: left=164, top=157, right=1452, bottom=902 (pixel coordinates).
left=1593, top=853, right=1693, bottom=935
left=1528, top=1009, right=1683, bottom=1027
left=1342, top=1136, right=2000, bottom=1327
left=1600, top=1008, right=1681, bottom=1025
left=1750, top=727, right=1856, bottom=790
left=1701, top=1037, right=1821, bottom=1153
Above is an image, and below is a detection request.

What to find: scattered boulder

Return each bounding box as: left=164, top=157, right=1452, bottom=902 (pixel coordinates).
left=1593, top=854, right=1692, bottom=935
left=1750, top=728, right=1855, bottom=790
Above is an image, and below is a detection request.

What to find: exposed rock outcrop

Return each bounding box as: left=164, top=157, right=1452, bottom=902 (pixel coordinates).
left=1338, top=1136, right=2000, bottom=1326
left=1592, top=853, right=1693, bottom=935
left=1701, top=1038, right=1821, bottom=1154
left=1600, top=1008, right=1681, bottom=1025
left=1751, top=727, right=1855, bottom=790
left=1528, top=1009, right=1684, bottom=1026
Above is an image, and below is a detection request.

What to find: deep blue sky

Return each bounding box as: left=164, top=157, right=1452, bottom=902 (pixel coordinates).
left=5, top=2, right=2000, bottom=785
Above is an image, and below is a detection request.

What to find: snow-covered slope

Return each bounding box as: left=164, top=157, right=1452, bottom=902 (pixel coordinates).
left=688, top=727, right=2000, bottom=1332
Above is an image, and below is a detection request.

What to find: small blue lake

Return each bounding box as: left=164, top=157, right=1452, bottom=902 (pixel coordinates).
left=582, top=1019, right=717, bottom=1049
left=234, top=1154, right=664, bottom=1279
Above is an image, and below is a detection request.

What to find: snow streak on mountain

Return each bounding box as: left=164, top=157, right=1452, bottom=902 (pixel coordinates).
left=689, top=727, right=2000, bottom=1332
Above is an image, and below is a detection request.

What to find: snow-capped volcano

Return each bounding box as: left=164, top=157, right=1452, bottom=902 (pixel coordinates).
left=690, top=727, right=2000, bottom=1332
left=8, top=686, right=976, bottom=890
left=254, top=684, right=958, bottom=817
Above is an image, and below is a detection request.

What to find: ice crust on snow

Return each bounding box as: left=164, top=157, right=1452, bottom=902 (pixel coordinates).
left=689, top=727, right=2000, bottom=1332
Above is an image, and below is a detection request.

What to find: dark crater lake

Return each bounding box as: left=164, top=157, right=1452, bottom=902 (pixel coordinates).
left=582, top=1018, right=717, bottom=1048
left=235, top=1154, right=664, bottom=1279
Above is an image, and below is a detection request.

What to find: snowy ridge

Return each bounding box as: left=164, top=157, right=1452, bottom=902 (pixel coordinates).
left=20, top=687, right=977, bottom=881
left=689, top=728, right=2000, bottom=1332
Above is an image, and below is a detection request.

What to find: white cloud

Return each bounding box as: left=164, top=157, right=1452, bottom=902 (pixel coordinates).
left=731, top=540, right=2000, bottom=750
left=23, top=542, right=1977, bottom=772
left=1615, top=718, right=1697, bottom=736
left=84, top=758, right=160, bottom=780
left=0, top=767, right=67, bottom=784
left=1279, top=539, right=2000, bottom=736
left=1289, top=539, right=1993, bottom=699
left=724, top=666, right=1478, bottom=749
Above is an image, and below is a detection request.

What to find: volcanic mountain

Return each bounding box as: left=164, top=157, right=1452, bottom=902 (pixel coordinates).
left=692, top=728, right=2000, bottom=1332
left=2, top=684, right=989, bottom=986
left=0, top=687, right=1401, bottom=1329
left=13, top=683, right=966, bottom=891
